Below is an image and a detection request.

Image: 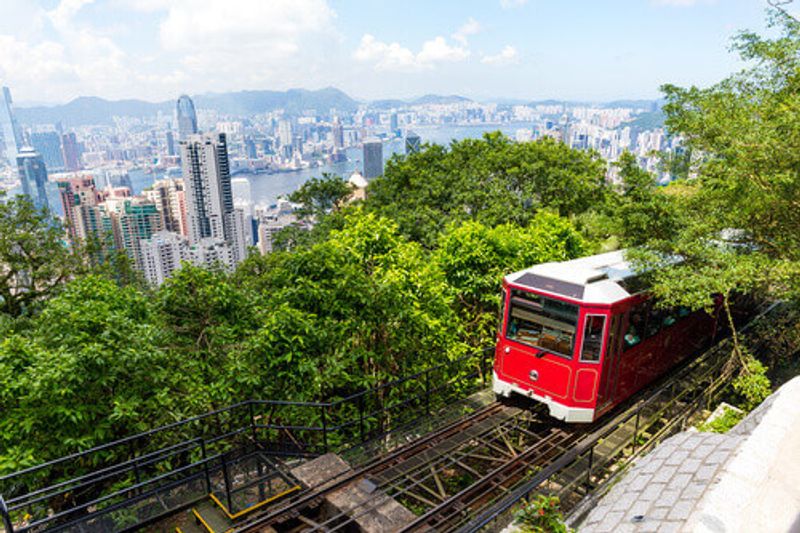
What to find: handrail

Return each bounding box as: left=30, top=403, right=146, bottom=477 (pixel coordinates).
left=0, top=347, right=493, bottom=533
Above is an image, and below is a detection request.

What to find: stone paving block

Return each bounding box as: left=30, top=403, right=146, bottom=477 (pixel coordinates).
left=637, top=518, right=661, bottom=533
left=681, top=482, right=706, bottom=500
left=612, top=491, right=640, bottom=511
left=648, top=507, right=668, bottom=520
left=679, top=436, right=701, bottom=450
left=590, top=504, right=611, bottom=523
left=640, top=457, right=665, bottom=474
left=705, top=449, right=732, bottom=465
left=627, top=473, right=653, bottom=492
left=695, top=464, right=719, bottom=482
left=691, top=443, right=717, bottom=459
left=656, top=489, right=681, bottom=508
left=628, top=500, right=651, bottom=518
left=664, top=449, right=690, bottom=466
left=668, top=500, right=694, bottom=521
left=594, top=511, right=624, bottom=532
left=668, top=472, right=692, bottom=491
left=677, top=458, right=701, bottom=473
left=640, top=483, right=665, bottom=501
left=657, top=521, right=681, bottom=533
left=652, top=465, right=678, bottom=483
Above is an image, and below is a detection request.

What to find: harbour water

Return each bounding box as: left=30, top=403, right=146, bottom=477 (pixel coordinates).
left=132, top=123, right=529, bottom=206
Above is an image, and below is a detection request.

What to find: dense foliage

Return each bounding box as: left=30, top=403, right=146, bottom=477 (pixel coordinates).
left=0, top=133, right=602, bottom=470
left=4, top=4, right=800, bottom=474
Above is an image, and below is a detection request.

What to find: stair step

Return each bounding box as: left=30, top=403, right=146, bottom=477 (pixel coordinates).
left=192, top=501, right=234, bottom=533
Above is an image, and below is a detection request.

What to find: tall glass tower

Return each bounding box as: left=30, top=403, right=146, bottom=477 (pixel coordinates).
left=16, top=147, right=50, bottom=211
left=176, top=95, right=198, bottom=140
left=1, top=87, right=23, bottom=165
left=363, top=138, right=383, bottom=179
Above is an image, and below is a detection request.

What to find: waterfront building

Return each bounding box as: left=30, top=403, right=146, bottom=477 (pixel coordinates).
left=363, top=138, right=383, bottom=179
left=1, top=87, right=23, bottom=165
left=180, top=132, right=246, bottom=264
left=30, top=132, right=65, bottom=171
left=405, top=131, right=421, bottom=155
left=176, top=95, right=198, bottom=140
left=16, top=147, right=50, bottom=210
left=61, top=132, right=82, bottom=171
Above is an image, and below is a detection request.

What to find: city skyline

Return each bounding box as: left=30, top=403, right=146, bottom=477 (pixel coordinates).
left=0, top=0, right=770, bottom=105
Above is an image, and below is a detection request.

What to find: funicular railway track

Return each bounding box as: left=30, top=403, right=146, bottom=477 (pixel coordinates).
left=232, top=402, right=591, bottom=533
left=0, top=304, right=784, bottom=533
left=231, top=305, right=782, bottom=533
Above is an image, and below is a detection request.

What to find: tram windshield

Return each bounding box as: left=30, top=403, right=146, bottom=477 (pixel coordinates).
left=506, top=288, right=579, bottom=357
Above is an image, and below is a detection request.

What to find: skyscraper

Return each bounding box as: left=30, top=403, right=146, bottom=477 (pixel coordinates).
left=332, top=117, right=344, bottom=150
left=145, top=178, right=188, bottom=237
left=390, top=112, right=399, bottom=136
left=1, top=87, right=23, bottom=165
left=58, top=177, right=106, bottom=243
left=405, top=131, right=421, bottom=155
left=140, top=231, right=194, bottom=285
left=363, top=138, right=383, bottom=179
left=180, top=133, right=246, bottom=264
left=16, top=148, right=50, bottom=210
left=176, top=95, right=198, bottom=140
left=61, top=132, right=82, bottom=171
left=30, top=132, right=65, bottom=171
left=165, top=130, right=176, bottom=156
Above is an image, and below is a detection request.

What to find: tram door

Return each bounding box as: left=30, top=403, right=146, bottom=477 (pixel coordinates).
left=597, top=314, right=623, bottom=410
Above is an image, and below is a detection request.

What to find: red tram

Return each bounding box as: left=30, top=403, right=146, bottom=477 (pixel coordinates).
left=492, top=251, right=718, bottom=423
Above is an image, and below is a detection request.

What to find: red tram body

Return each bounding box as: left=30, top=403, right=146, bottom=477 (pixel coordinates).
left=493, top=251, right=718, bottom=423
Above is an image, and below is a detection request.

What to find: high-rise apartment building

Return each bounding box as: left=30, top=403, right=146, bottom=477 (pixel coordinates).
left=116, top=198, right=163, bottom=269
left=58, top=177, right=106, bottom=243
left=16, top=148, right=50, bottom=210
left=363, top=138, right=383, bottom=179
left=61, top=132, right=82, bottom=171
left=180, top=133, right=247, bottom=265
left=390, top=112, right=399, bottom=136
left=405, top=131, right=421, bottom=155
left=140, top=231, right=194, bottom=286
left=144, top=178, right=188, bottom=237
left=30, top=132, right=65, bottom=171
left=176, top=95, right=198, bottom=140
left=1, top=87, right=23, bottom=165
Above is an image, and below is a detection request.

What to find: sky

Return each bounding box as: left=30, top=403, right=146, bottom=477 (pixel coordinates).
left=0, top=0, right=774, bottom=105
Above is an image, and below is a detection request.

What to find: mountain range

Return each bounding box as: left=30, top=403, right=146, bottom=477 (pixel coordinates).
left=14, top=88, right=479, bottom=126
left=13, top=87, right=660, bottom=127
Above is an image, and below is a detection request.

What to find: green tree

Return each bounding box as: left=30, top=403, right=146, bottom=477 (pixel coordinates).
left=366, top=133, right=608, bottom=247
left=0, top=276, right=178, bottom=472
left=288, top=173, right=354, bottom=220
left=628, top=5, right=800, bottom=407
left=0, top=193, right=82, bottom=317
left=434, top=212, right=588, bottom=346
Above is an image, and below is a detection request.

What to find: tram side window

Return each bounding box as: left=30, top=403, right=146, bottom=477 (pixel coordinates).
left=645, top=305, right=664, bottom=338
left=624, top=304, right=647, bottom=350
left=580, top=315, right=606, bottom=362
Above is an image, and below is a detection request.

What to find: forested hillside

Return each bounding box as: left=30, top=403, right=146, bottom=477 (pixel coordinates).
left=4, top=2, right=800, bottom=471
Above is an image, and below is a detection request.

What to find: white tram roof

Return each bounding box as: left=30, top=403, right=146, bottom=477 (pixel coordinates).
left=505, top=250, right=638, bottom=305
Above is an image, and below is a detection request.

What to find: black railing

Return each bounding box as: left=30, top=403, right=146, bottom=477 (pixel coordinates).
left=0, top=347, right=494, bottom=533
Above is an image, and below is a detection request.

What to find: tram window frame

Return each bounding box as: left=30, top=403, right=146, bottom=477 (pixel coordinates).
left=623, top=302, right=648, bottom=351
left=505, top=288, right=579, bottom=359
left=644, top=304, right=664, bottom=338
left=580, top=314, right=606, bottom=363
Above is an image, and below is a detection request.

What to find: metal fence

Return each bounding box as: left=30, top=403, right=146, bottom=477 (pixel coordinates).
left=0, top=348, right=494, bottom=533
left=459, top=302, right=784, bottom=533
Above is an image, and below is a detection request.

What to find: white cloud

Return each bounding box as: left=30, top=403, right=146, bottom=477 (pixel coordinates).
left=0, top=0, right=341, bottom=102
left=500, top=0, right=528, bottom=9
left=354, top=34, right=469, bottom=72
left=159, top=0, right=336, bottom=76
left=481, top=45, right=519, bottom=66
left=452, top=17, right=480, bottom=46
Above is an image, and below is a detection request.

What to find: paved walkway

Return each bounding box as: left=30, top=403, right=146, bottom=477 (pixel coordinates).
left=580, top=376, right=800, bottom=532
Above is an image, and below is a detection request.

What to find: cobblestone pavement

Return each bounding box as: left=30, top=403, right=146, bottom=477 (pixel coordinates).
left=580, top=431, right=742, bottom=532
